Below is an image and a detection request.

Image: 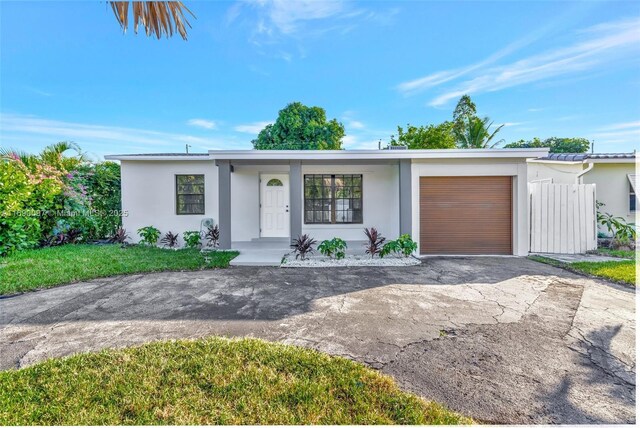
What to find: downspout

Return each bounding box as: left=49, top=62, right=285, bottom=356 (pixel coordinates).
left=576, top=162, right=594, bottom=184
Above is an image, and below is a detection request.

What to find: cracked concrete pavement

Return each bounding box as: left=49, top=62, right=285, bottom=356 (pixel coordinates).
left=0, top=257, right=635, bottom=424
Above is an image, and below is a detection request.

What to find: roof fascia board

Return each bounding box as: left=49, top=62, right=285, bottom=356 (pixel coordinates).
left=105, top=155, right=213, bottom=161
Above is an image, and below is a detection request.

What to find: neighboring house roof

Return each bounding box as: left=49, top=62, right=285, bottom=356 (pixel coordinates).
left=105, top=148, right=549, bottom=162
left=534, top=152, right=636, bottom=163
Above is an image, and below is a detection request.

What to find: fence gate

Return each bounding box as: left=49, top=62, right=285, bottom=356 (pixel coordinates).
left=529, top=182, right=597, bottom=254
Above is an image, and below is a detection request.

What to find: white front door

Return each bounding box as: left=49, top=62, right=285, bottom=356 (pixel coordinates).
left=260, top=174, right=290, bottom=238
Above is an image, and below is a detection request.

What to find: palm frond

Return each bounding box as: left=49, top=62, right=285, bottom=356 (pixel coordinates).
left=109, top=1, right=195, bottom=40
left=0, top=147, right=36, bottom=165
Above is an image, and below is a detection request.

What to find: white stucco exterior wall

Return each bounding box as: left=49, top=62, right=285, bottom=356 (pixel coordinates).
left=410, top=159, right=530, bottom=256
left=527, top=162, right=584, bottom=184
left=301, top=164, right=400, bottom=242
left=120, top=160, right=218, bottom=246
left=582, top=163, right=636, bottom=231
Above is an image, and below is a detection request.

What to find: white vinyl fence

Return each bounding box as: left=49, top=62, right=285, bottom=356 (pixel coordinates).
left=529, top=182, right=597, bottom=254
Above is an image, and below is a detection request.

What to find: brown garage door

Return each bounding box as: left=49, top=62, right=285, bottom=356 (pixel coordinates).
left=420, top=176, right=512, bottom=255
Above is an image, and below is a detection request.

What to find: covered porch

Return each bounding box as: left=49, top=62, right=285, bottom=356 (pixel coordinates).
left=215, top=152, right=413, bottom=264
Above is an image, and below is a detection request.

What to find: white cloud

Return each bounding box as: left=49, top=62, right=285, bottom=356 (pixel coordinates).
left=342, top=134, right=381, bottom=150
left=589, top=121, right=640, bottom=145
left=187, top=118, right=217, bottom=129
left=234, top=121, right=272, bottom=134
left=258, top=0, right=346, bottom=35
left=502, top=122, right=525, bottom=127
left=0, top=114, right=242, bottom=157
left=597, top=120, right=640, bottom=131
left=346, top=120, right=365, bottom=130
left=229, top=0, right=397, bottom=58
left=397, top=17, right=640, bottom=107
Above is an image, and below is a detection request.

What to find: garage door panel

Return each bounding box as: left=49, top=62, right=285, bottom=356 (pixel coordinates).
left=420, top=176, right=512, bottom=255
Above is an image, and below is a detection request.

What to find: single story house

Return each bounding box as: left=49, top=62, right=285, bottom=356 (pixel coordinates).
left=105, top=148, right=549, bottom=256
left=528, top=152, right=637, bottom=234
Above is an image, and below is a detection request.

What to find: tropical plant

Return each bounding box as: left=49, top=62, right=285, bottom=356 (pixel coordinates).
left=389, top=122, right=456, bottom=149
left=160, top=231, right=179, bottom=249
left=596, top=202, right=636, bottom=248
left=108, top=227, right=130, bottom=245
left=65, top=228, right=83, bottom=244
left=252, top=102, right=345, bottom=150
left=183, top=231, right=201, bottom=249
left=137, top=226, right=161, bottom=246
left=363, top=227, right=385, bottom=258
left=204, top=224, right=220, bottom=249
left=379, top=240, right=399, bottom=258
left=317, top=238, right=347, bottom=260
left=109, top=1, right=195, bottom=40
left=380, top=234, right=417, bottom=258
left=291, top=234, right=317, bottom=260
left=87, top=161, right=122, bottom=237
left=454, top=116, right=504, bottom=149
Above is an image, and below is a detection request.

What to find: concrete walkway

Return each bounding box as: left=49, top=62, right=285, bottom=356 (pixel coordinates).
left=229, top=239, right=289, bottom=266
left=0, top=258, right=635, bottom=424
left=533, top=253, right=633, bottom=263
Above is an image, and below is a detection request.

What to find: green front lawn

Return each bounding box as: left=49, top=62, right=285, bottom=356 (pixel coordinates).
left=0, top=244, right=238, bottom=295
left=530, top=255, right=636, bottom=286
left=0, top=337, right=470, bottom=425
left=569, top=260, right=636, bottom=285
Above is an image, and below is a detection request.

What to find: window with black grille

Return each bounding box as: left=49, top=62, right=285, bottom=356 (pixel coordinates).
left=304, top=174, right=362, bottom=224
left=176, top=175, right=205, bottom=215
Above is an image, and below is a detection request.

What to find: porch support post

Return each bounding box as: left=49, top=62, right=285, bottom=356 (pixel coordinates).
left=217, top=160, right=232, bottom=249
left=289, top=160, right=302, bottom=241
left=399, top=159, right=412, bottom=236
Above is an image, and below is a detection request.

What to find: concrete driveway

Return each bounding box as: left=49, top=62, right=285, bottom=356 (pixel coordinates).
left=0, top=257, right=635, bottom=424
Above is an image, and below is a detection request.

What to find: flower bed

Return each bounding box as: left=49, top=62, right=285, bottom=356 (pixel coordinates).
left=281, top=254, right=420, bottom=268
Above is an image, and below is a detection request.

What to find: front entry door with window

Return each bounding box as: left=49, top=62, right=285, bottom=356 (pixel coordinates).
left=260, top=174, right=290, bottom=237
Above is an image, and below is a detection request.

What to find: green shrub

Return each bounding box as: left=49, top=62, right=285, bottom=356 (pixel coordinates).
left=137, top=226, right=161, bottom=246
left=0, top=144, right=122, bottom=256
left=380, top=234, right=417, bottom=258
left=183, top=231, right=201, bottom=249
left=317, top=237, right=347, bottom=260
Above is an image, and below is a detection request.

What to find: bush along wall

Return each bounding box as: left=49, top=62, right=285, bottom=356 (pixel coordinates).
left=0, top=142, right=122, bottom=256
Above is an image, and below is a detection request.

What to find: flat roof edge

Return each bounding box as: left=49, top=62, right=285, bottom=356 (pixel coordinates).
left=206, top=148, right=550, bottom=160
left=105, top=154, right=213, bottom=161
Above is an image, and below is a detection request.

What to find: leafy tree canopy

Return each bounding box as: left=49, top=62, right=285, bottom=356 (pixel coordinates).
left=389, top=122, right=456, bottom=149
left=452, top=94, right=477, bottom=136
left=252, top=102, right=345, bottom=150
left=504, top=137, right=591, bottom=153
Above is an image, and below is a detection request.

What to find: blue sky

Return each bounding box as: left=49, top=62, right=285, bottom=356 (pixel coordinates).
left=1, top=0, right=639, bottom=160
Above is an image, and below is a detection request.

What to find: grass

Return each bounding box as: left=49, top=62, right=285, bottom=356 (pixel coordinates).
left=530, top=255, right=636, bottom=286
left=591, top=248, right=636, bottom=259
left=0, top=244, right=238, bottom=295
left=0, top=337, right=470, bottom=425
left=569, top=260, right=636, bottom=285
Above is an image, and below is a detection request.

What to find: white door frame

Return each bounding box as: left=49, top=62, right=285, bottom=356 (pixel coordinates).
left=260, top=173, right=290, bottom=238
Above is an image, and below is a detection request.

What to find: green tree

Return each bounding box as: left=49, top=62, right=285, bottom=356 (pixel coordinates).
left=454, top=117, right=504, bottom=149
left=504, top=137, right=591, bottom=153
left=452, top=95, right=477, bottom=136
left=252, top=102, right=345, bottom=150
left=390, top=122, right=456, bottom=149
